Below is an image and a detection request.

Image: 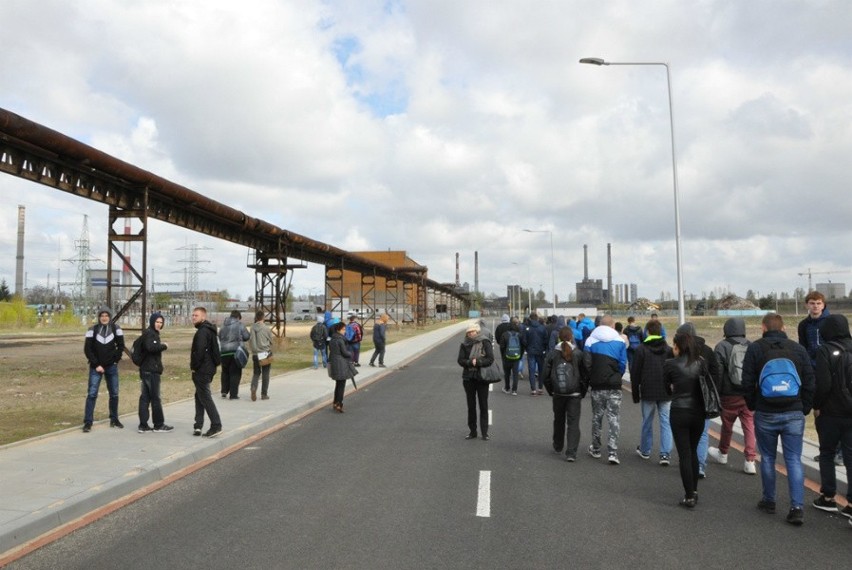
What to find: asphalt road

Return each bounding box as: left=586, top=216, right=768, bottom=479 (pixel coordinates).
left=8, top=334, right=852, bottom=569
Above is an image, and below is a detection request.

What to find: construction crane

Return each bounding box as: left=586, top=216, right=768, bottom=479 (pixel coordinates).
left=797, top=268, right=850, bottom=292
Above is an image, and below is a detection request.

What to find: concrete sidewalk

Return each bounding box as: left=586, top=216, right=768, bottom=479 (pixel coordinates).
left=0, top=320, right=471, bottom=557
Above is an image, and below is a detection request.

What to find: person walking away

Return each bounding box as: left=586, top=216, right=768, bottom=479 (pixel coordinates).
left=631, top=319, right=674, bottom=465
left=583, top=315, right=628, bottom=464
left=369, top=314, right=389, bottom=367
left=328, top=319, right=356, bottom=412
left=458, top=322, right=494, bottom=440
left=190, top=307, right=223, bottom=437
left=543, top=327, right=586, bottom=461
left=218, top=310, right=250, bottom=399
left=811, top=314, right=852, bottom=518
left=249, top=310, right=273, bottom=401
left=310, top=316, right=329, bottom=369
left=664, top=331, right=706, bottom=508
left=624, top=316, right=645, bottom=370
left=741, top=313, right=815, bottom=526
left=82, top=308, right=125, bottom=432
left=523, top=312, right=548, bottom=395
left=345, top=315, right=363, bottom=366
left=137, top=312, right=173, bottom=433
left=677, top=322, right=722, bottom=478
left=499, top=317, right=525, bottom=395
left=707, top=317, right=756, bottom=474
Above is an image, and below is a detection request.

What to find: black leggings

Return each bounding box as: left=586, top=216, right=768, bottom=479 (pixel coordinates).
left=670, top=407, right=705, bottom=498
left=333, top=380, right=346, bottom=405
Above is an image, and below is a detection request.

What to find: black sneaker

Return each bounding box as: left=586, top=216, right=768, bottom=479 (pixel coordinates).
left=812, top=495, right=838, bottom=512
left=138, top=425, right=153, bottom=433
left=153, top=425, right=174, bottom=433
left=193, top=427, right=202, bottom=436
left=203, top=427, right=222, bottom=438
left=840, top=504, right=852, bottom=518
left=786, top=507, right=804, bottom=526
left=659, top=454, right=671, bottom=466
left=82, top=422, right=92, bottom=433
left=635, top=446, right=650, bottom=460
left=110, top=419, right=124, bottom=429
left=757, top=499, right=776, bottom=514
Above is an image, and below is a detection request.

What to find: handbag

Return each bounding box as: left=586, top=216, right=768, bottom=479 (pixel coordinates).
left=698, top=362, right=721, bottom=419
left=234, top=345, right=249, bottom=368
left=472, top=340, right=503, bottom=384
left=257, top=351, right=273, bottom=366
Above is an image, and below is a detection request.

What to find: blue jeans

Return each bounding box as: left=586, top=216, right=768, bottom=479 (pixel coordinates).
left=313, top=346, right=328, bottom=368
left=697, top=418, right=711, bottom=471
left=754, top=410, right=805, bottom=508
left=84, top=364, right=120, bottom=423
left=639, top=400, right=673, bottom=457
left=527, top=353, right=544, bottom=390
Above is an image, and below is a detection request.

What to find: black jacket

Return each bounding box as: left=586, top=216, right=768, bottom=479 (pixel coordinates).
left=741, top=330, right=815, bottom=414
left=814, top=314, right=852, bottom=417
left=191, top=320, right=220, bottom=375
left=84, top=320, right=125, bottom=369
left=458, top=335, right=494, bottom=381
left=631, top=337, right=673, bottom=403
left=664, top=355, right=704, bottom=412
left=328, top=332, right=355, bottom=381
left=542, top=344, right=586, bottom=397
left=140, top=327, right=167, bottom=374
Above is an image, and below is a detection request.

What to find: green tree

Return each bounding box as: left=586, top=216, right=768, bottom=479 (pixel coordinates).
left=0, top=279, right=10, bottom=302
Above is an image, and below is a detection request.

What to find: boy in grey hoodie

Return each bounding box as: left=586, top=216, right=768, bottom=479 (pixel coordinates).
left=707, top=318, right=757, bottom=474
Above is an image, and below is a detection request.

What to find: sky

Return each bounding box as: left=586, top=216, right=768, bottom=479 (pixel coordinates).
left=2, top=0, right=852, bottom=305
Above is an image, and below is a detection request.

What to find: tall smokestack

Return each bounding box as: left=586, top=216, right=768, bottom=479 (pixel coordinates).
left=455, top=252, right=460, bottom=286
left=15, top=205, right=25, bottom=296
left=583, top=244, right=589, bottom=280
left=607, top=243, right=613, bottom=304
left=474, top=251, right=479, bottom=294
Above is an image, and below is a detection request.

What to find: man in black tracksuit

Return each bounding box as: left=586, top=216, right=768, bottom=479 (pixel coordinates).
left=137, top=312, right=173, bottom=433
left=83, top=308, right=125, bottom=432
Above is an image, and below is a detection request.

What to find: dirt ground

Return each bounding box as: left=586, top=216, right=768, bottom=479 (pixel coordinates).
left=0, top=316, right=821, bottom=446
left=0, top=322, right=322, bottom=445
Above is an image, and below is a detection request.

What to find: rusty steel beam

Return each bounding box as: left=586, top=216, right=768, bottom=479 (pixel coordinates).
left=0, top=107, right=461, bottom=298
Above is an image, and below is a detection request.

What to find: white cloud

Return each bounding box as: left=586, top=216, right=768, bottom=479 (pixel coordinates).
left=3, top=0, right=852, bottom=305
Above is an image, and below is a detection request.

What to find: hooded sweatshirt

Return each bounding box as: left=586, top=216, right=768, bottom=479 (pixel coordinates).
left=713, top=318, right=750, bottom=396
left=582, top=325, right=627, bottom=390
left=814, top=314, right=852, bottom=416
left=84, top=308, right=125, bottom=369
left=218, top=315, right=249, bottom=355
left=139, top=312, right=168, bottom=374
left=631, top=335, right=673, bottom=402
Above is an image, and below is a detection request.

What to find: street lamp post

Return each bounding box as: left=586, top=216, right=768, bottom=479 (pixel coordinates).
left=579, top=57, right=686, bottom=324
left=523, top=229, right=556, bottom=317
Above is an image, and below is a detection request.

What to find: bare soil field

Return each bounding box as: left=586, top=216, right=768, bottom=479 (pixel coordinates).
left=0, top=321, right=450, bottom=446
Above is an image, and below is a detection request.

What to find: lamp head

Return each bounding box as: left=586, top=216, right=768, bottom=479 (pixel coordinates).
left=579, top=57, right=607, bottom=66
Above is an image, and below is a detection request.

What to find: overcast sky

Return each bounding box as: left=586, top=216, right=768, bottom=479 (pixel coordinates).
left=2, top=0, right=852, bottom=305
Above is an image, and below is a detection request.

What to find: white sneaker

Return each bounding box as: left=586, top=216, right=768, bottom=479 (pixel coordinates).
left=708, top=446, right=728, bottom=465
left=743, top=460, right=756, bottom=474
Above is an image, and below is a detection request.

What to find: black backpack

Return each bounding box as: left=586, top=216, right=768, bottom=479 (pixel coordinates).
left=552, top=357, right=581, bottom=396
left=825, top=341, right=852, bottom=410
left=130, top=334, right=146, bottom=366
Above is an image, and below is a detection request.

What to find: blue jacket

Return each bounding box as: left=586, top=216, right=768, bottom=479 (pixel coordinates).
left=582, top=325, right=627, bottom=390
left=524, top=320, right=548, bottom=355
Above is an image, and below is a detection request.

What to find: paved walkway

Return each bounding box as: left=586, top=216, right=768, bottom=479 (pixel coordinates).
left=0, top=319, right=843, bottom=558
left=0, top=320, right=470, bottom=557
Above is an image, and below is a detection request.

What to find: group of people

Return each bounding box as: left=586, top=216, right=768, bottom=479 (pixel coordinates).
left=82, top=307, right=275, bottom=439
left=457, top=297, right=852, bottom=527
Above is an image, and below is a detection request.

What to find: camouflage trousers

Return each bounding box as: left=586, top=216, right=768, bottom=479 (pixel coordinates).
left=590, top=389, right=622, bottom=454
